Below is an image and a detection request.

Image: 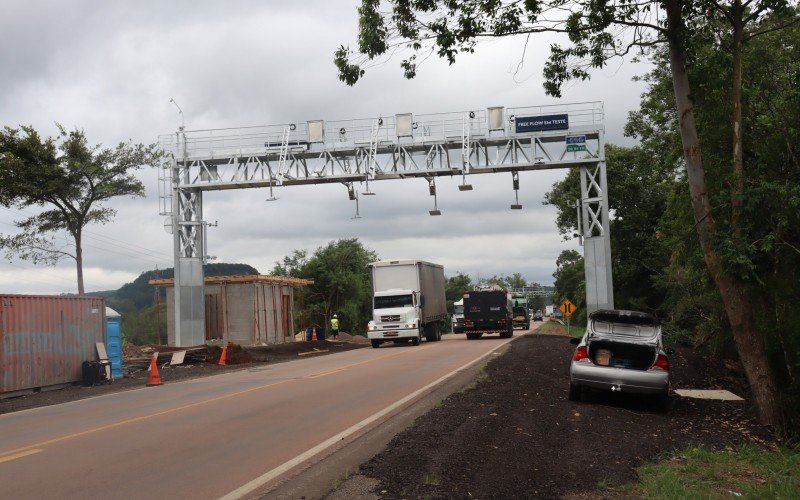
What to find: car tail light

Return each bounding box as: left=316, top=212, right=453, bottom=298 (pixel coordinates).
left=573, top=346, right=589, bottom=362
left=651, top=354, right=670, bottom=371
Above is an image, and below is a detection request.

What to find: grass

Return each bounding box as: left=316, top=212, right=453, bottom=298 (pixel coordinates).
left=614, top=445, right=800, bottom=499
left=462, top=366, right=489, bottom=392
left=538, top=321, right=585, bottom=338
left=424, top=473, right=442, bottom=486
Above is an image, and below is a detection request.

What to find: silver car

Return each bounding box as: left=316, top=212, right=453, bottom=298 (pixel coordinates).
left=569, top=309, right=672, bottom=410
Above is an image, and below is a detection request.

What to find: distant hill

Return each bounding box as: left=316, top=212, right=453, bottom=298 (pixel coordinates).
left=90, top=263, right=259, bottom=313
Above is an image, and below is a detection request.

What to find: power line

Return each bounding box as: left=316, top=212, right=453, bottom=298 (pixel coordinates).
left=0, top=206, right=173, bottom=265
left=0, top=260, right=79, bottom=287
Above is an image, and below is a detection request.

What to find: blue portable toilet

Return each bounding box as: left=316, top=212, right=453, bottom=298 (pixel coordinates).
left=105, top=307, right=123, bottom=379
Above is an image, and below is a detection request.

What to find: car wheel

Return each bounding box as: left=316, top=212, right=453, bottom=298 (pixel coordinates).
left=568, top=383, right=582, bottom=401
left=371, top=340, right=382, bottom=349
left=411, top=334, right=421, bottom=346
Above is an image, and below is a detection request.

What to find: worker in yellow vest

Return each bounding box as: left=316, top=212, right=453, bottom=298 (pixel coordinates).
left=330, top=314, right=340, bottom=340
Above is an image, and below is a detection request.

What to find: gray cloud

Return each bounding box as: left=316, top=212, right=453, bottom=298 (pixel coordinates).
left=0, top=0, right=646, bottom=295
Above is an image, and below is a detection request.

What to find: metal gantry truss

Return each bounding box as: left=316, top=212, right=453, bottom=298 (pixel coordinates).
left=507, top=287, right=553, bottom=298
left=158, top=102, right=613, bottom=346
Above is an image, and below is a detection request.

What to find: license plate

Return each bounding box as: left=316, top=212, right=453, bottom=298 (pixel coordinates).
left=383, top=331, right=399, bottom=337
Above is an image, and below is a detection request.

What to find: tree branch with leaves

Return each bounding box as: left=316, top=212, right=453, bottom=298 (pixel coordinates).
left=336, top=0, right=799, bottom=428
left=0, top=125, right=162, bottom=294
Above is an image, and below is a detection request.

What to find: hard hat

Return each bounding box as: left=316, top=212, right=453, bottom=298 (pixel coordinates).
left=333, top=314, right=337, bottom=318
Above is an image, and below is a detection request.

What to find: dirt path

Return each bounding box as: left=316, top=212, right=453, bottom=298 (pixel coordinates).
left=330, top=334, right=773, bottom=499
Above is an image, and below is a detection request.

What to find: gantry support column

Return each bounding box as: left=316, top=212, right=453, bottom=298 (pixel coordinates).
left=172, top=134, right=205, bottom=347
left=579, top=134, right=614, bottom=314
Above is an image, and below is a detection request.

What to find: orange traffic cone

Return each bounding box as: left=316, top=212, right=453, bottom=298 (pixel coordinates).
left=146, top=352, right=162, bottom=387
left=218, top=343, right=229, bottom=365
left=311, top=327, right=318, bottom=341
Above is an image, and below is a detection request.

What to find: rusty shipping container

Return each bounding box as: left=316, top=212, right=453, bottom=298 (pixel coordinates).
left=1, top=294, right=106, bottom=395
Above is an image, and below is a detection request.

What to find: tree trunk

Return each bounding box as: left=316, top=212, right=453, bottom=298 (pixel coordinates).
left=664, top=0, right=781, bottom=427
left=75, top=230, right=84, bottom=295
left=731, top=4, right=745, bottom=240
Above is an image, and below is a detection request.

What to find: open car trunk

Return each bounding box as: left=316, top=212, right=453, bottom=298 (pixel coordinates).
left=586, top=309, right=661, bottom=370
left=587, top=340, right=657, bottom=370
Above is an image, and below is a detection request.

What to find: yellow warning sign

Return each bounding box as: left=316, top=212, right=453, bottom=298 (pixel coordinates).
left=559, top=299, right=577, bottom=318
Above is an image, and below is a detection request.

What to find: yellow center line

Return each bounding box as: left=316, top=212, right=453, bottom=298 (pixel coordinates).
left=0, top=343, right=432, bottom=458
left=0, top=449, right=42, bottom=464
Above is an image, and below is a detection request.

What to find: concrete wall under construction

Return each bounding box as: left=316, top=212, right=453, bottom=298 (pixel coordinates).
left=161, top=275, right=305, bottom=346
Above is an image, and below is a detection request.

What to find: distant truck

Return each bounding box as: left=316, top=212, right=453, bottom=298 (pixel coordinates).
left=462, top=289, right=514, bottom=340
left=510, top=293, right=529, bottom=329
left=452, top=298, right=465, bottom=333
left=367, top=260, right=447, bottom=348
left=512, top=306, right=530, bottom=329
left=546, top=304, right=555, bottom=317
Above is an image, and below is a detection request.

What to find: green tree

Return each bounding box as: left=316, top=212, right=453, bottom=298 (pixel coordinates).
left=121, top=304, right=168, bottom=346
left=271, top=249, right=308, bottom=276
left=628, top=17, right=800, bottom=429
left=445, top=273, right=472, bottom=304
left=552, top=250, right=586, bottom=325
left=274, top=239, right=377, bottom=335
left=505, top=272, right=528, bottom=289
left=545, top=144, right=673, bottom=314
left=336, top=0, right=798, bottom=426
left=0, top=126, right=161, bottom=294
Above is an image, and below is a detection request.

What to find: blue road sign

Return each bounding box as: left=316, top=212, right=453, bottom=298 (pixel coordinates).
left=515, top=114, right=569, bottom=133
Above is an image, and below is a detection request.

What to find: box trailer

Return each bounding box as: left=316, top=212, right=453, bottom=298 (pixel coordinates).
left=368, top=260, right=447, bottom=348
left=463, top=290, right=514, bottom=340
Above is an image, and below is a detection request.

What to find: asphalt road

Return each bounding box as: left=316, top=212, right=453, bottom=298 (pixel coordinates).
left=0, top=332, right=519, bottom=499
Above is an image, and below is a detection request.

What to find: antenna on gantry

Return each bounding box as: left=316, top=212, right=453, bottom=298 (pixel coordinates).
left=169, top=98, right=185, bottom=131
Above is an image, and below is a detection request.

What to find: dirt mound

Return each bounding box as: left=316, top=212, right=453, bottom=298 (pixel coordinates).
left=336, top=332, right=370, bottom=344
left=353, top=334, right=773, bottom=499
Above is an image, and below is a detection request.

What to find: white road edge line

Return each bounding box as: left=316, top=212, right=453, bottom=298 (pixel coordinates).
left=219, top=337, right=516, bottom=500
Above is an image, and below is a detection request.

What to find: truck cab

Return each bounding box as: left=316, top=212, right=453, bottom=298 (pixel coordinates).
left=452, top=299, right=465, bottom=333
left=368, top=289, right=422, bottom=345
left=367, top=260, right=447, bottom=348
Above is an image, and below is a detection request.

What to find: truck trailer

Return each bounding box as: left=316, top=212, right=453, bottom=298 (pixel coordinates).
left=462, top=289, right=514, bottom=340
left=367, top=260, right=447, bottom=348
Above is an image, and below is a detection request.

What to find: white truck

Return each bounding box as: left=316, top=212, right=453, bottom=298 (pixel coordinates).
left=367, top=260, right=447, bottom=348
left=452, top=298, right=465, bottom=333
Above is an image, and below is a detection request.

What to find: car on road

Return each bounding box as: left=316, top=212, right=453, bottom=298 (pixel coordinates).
left=568, top=309, right=672, bottom=410
left=532, top=310, right=543, bottom=321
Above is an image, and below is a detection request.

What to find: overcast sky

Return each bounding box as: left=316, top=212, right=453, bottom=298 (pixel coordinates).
left=0, top=0, right=650, bottom=295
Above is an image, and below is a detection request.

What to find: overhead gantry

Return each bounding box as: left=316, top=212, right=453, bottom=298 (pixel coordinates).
left=158, top=102, right=613, bottom=346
